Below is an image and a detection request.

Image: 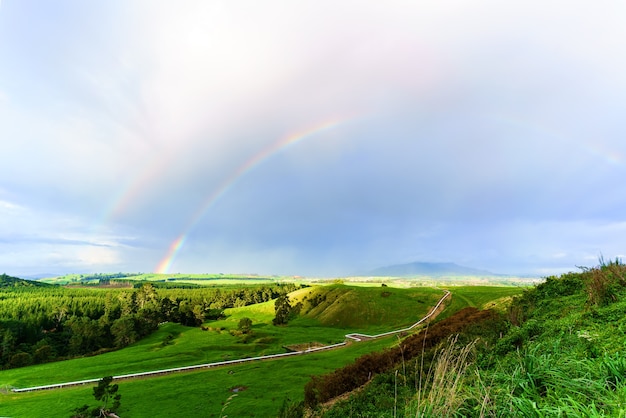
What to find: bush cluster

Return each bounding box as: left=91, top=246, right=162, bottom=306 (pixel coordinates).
left=304, top=307, right=502, bottom=407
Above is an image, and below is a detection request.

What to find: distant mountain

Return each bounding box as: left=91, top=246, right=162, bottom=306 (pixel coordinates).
left=21, top=273, right=62, bottom=280
left=0, top=274, right=52, bottom=288
left=366, top=262, right=497, bottom=277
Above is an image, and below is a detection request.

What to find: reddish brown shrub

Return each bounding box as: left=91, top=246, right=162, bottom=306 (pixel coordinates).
left=304, top=307, right=501, bottom=407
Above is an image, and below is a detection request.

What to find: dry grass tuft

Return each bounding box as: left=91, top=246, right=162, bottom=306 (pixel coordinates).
left=414, top=335, right=476, bottom=417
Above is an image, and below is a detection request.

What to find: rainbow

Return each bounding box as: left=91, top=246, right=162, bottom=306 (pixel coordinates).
left=484, top=112, right=625, bottom=166
left=154, top=117, right=351, bottom=274
left=584, top=141, right=624, bottom=166
left=99, top=148, right=179, bottom=226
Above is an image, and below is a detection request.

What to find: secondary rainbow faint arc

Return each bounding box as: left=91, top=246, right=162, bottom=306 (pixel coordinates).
left=486, top=112, right=625, bottom=167
left=154, top=118, right=350, bottom=274
left=98, top=142, right=184, bottom=228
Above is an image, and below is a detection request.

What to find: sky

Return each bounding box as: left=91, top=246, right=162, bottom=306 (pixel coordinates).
left=1, top=1, right=626, bottom=277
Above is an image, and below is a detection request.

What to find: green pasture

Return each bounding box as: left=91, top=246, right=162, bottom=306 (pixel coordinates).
left=438, top=285, right=525, bottom=319
left=0, top=336, right=394, bottom=418
left=0, top=313, right=346, bottom=390
left=292, top=284, right=445, bottom=333
left=39, top=273, right=292, bottom=286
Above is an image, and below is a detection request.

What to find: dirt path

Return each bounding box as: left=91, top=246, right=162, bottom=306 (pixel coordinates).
left=11, top=290, right=451, bottom=393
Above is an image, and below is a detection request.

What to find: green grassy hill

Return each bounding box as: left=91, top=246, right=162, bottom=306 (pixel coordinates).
left=0, top=273, right=51, bottom=288
left=439, top=285, right=525, bottom=319
left=291, top=284, right=444, bottom=330
left=310, top=261, right=626, bottom=417
left=0, top=336, right=396, bottom=418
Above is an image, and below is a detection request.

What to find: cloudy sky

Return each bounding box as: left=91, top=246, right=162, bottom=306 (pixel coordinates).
left=1, top=1, right=625, bottom=277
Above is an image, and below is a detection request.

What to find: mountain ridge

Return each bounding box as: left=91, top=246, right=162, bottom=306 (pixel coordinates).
left=365, top=261, right=498, bottom=277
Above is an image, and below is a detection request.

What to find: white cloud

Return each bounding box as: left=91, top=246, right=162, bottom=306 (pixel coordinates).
left=0, top=199, right=22, bottom=212
left=0, top=197, right=144, bottom=274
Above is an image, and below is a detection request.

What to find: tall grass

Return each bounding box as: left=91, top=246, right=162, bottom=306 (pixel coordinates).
left=583, top=257, right=626, bottom=307
left=464, top=340, right=626, bottom=417
left=409, top=335, right=476, bottom=417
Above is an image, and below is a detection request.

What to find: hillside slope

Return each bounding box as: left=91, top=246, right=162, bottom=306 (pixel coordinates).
left=290, top=284, right=444, bottom=330
left=304, top=260, right=626, bottom=417
left=0, top=274, right=51, bottom=288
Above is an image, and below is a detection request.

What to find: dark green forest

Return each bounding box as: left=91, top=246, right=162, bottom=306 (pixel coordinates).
left=0, top=274, right=300, bottom=370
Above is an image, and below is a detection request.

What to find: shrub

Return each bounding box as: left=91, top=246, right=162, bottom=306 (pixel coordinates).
left=583, top=257, right=626, bottom=307
left=277, top=398, right=304, bottom=418
left=8, top=352, right=32, bottom=368
left=238, top=317, right=253, bottom=334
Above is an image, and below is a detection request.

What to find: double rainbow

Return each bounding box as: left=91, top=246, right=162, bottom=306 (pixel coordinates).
left=154, top=118, right=350, bottom=274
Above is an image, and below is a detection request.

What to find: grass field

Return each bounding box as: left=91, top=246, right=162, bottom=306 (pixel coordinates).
left=291, top=284, right=445, bottom=331
left=0, top=336, right=395, bottom=417
left=438, top=285, right=525, bottom=319
left=0, top=283, right=521, bottom=416
left=38, top=273, right=294, bottom=286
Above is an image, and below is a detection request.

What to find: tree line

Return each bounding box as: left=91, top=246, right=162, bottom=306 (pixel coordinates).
left=0, top=275, right=301, bottom=370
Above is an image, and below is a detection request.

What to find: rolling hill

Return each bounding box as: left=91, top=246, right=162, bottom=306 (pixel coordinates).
left=289, top=284, right=445, bottom=329
left=0, top=274, right=52, bottom=288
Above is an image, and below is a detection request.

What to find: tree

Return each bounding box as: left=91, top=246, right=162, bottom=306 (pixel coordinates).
left=33, top=343, right=54, bottom=363
left=1, top=328, right=15, bottom=363
left=71, top=376, right=121, bottom=417
left=8, top=352, right=32, bottom=368
left=238, top=317, right=253, bottom=334
left=110, top=316, right=138, bottom=348
left=273, top=294, right=292, bottom=326
left=159, top=297, right=176, bottom=321
left=192, top=304, right=205, bottom=326
left=118, top=292, right=138, bottom=316
left=66, top=317, right=105, bottom=355
left=52, top=305, right=68, bottom=328
left=93, top=376, right=121, bottom=414
left=136, top=283, right=159, bottom=311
